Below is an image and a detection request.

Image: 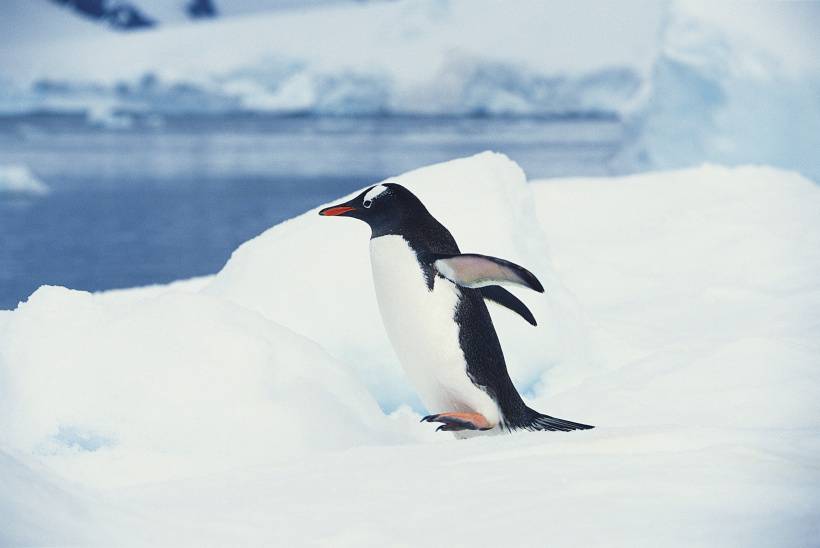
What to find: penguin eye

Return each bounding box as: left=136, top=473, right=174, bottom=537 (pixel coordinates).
left=363, top=199, right=372, bottom=208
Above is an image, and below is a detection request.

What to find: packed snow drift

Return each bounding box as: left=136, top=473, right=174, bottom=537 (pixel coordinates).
left=1, top=153, right=818, bottom=546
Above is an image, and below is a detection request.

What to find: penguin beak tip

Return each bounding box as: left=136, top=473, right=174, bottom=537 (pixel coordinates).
left=319, top=206, right=356, bottom=217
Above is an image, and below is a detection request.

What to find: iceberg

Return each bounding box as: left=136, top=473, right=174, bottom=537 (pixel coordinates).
left=2, top=1, right=818, bottom=177
left=0, top=0, right=661, bottom=118
left=0, top=164, right=50, bottom=195
left=619, top=1, right=820, bottom=180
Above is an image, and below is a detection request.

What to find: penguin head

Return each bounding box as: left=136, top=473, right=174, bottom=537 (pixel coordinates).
left=319, top=183, right=426, bottom=235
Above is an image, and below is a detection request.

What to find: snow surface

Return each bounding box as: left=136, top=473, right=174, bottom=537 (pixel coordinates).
left=1, top=153, right=819, bottom=546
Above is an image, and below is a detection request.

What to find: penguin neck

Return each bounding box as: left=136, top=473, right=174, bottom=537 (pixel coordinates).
left=369, top=211, right=460, bottom=257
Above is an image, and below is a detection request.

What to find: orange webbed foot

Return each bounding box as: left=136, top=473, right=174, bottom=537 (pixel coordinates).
left=421, top=412, right=493, bottom=432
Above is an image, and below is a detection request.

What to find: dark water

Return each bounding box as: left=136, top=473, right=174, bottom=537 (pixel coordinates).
left=0, top=114, right=623, bottom=309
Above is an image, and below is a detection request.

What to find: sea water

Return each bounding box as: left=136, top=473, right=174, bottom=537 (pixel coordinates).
left=0, top=114, right=622, bottom=309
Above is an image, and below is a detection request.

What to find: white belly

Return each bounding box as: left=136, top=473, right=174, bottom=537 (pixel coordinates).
left=369, top=235, right=500, bottom=425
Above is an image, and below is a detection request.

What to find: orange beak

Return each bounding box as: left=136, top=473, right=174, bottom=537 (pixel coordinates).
left=319, top=205, right=356, bottom=216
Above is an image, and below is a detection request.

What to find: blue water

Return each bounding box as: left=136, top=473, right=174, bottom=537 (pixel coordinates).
left=0, top=114, right=623, bottom=309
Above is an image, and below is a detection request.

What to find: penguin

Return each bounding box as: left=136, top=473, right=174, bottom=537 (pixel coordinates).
left=319, top=183, right=593, bottom=435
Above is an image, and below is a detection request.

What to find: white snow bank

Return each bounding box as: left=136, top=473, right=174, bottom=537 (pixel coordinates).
left=0, top=164, right=50, bottom=195
left=0, top=447, right=115, bottom=546
left=0, top=286, right=397, bottom=488
left=100, top=428, right=820, bottom=547
left=206, top=152, right=593, bottom=410
left=1, top=155, right=819, bottom=545
left=530, top=164, right=820, bottom=429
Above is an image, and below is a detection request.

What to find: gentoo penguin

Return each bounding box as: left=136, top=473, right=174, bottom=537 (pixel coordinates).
left=320, top=183, right=593, bottom=435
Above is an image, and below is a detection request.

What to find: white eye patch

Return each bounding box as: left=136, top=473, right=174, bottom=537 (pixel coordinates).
left=363, top=184, right=389, bottom=208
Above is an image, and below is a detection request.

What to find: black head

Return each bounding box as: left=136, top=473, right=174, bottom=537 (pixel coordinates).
left=319, top=183, right=434, bottom=238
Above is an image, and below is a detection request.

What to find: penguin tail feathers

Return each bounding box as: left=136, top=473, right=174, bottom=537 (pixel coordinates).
left=514, top=408, right=594, bottom=432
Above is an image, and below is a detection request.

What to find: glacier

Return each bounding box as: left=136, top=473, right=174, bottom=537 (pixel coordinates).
left=617, top=1, right=820, bottom=179
left=1, top=153, right=818, bottom=545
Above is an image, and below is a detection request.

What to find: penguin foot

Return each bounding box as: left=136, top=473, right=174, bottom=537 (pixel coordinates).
left=421, top=412, right=493, bottom=432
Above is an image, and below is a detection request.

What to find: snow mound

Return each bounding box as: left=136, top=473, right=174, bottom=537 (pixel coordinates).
left=530, top=164, right=820, bottom=429
left=206, top=151, right=592, bottom=410
left=0, top=286, right=396, bottom=488
left=0, top=448, right=107, bottom=546
left=1, top=155, right=819, bottom=544
left=0, top=164, right=50, bottom=195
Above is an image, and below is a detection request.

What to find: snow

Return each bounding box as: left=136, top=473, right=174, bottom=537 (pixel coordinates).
left=92, top=430, right=820, bottom=547
left=0, top=286, right=398, bottom=490
left=1, top=153, right=819, bottom=545
left=0, top=447, right=112, bottom=547
left=529, top=165, right=820, bottom=426
left=0, top=164, right=50, bottom=195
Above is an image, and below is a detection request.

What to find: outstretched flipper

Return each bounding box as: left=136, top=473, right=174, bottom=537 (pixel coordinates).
left=479, top=285, right=537, bottom=326
left=421, top=412, right=494, bottom=432
left=433, top=253, right=544, bottom=293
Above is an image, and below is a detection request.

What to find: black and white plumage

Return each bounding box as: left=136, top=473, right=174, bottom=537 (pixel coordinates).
left=320, top=183, right=593, bottom=435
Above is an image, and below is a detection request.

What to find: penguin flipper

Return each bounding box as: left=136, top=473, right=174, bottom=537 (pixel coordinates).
left=432, top=253, right=544, bottom=293
left=479, top=285, right=537, bottom=326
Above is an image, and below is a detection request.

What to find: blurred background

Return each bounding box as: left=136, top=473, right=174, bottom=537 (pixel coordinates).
left=1, top=0, right=818, bottom=309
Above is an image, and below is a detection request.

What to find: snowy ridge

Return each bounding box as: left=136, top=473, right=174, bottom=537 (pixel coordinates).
left=1, top=153, right=819, bottom=545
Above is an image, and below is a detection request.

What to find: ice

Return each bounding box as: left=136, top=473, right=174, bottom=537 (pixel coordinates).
left=89, top=429, right=820, bottom=547
left=0, top=448, right=102, bottom=546
left=0, top=164, right=50, bottom=195
left=620, top=1, right=820, bottom=179
left=0, top=0, right=661, bottom=117
left=529, top=164, right=820, bottom=427
left=0, top=285, right=399, bottom=489
left=1, top=154, right=819, bottom=544
left=3, top=1, right=818, bottom=176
